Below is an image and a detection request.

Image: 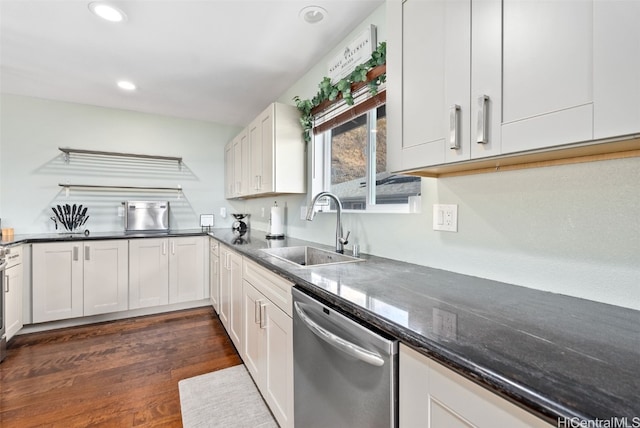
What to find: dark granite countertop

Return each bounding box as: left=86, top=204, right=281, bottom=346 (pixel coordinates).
left=0, top=229, right=206, bottom=246
left=207, top=229, right=639, bottom=425
left=5, top=228, right=639, bottom=424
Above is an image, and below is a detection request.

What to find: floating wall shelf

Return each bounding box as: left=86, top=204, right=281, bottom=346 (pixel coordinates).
left=59, top=147, right=182, bottom=165
left=58, top=184, right=183, bottom=192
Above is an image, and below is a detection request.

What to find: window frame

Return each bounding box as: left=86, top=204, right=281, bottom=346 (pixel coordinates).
left=310, top=103, right=421, bottom=215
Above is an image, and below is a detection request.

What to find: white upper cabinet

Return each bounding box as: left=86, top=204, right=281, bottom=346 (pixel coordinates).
left=388, top=0, right=640, bottom=174
left=490, top=0, right=594, bottom=155
left=593, top=0, right=640, bottom=139
left=387, top=0, right=471, bottom=171
left=226, top=102, right=305, bottom=199
left=249, top=107, right=274, bottom=194
left=224, top=131, right=249, bottom=199
left=224, top=141, right=234, bottom=198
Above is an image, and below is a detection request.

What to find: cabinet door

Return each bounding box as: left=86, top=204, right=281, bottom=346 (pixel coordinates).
left=242, top=280, right=265, bottom=383
left=262, top=299, right=293, bottom=428
left=594, top=1, right=640, bottom=139
left=169, top=236, right=205, bottom=304
left=83, top=240, right=129, bottom=316
left=388, top=0, right=471, bottom=172
left=228, top=250, right=244, bottom=355
left=129, top=238, right=169, bottom=309
left=209, top=241, right=220, bottom=313
left=219, top=248, right=231, bottom=330
left=399, top=344, right=551, bottom=428
left=242, top=276, right=294, bottom=428
left=224, top=141, right=234, bottom=199
left=5, top=256, right=23, bottom=340
left=248, top=114, right=262, bottom=195
left=231, top=131, right=250, bottom=197
left=32, top=242, right=83, bottom=323
left=249, top=105, right=274, bottom=195
left=476, top=0, right=594, bottom=156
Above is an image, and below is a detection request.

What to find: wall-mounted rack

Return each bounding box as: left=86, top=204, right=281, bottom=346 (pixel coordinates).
left=58, top=184, right=183, bottom=192
left=58, top=147, right=182, bottom=165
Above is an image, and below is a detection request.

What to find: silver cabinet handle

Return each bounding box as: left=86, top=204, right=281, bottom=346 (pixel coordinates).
left=294, top=301, right=384, bottom=367
left=162, top=241, right=167, bottom=256
left=85, top=245, right=90, bottom=261
left=5, top=274, right=9, bottom=293
left=259, top=302, right=267, bottom=329
left=477, top=95, right=490, bottom=144
left=449, top=104, right=461, bottom=150
left=73, top=246, right=79, bottom=261
left=171, top=241, right=175, bottom=255
left=254, top=175, right=259, bottom=190
left=254, top=299, right=262, bottom=324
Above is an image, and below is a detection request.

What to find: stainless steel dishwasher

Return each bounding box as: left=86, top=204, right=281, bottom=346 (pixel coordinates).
left=292, top=287, right=398, bottom=427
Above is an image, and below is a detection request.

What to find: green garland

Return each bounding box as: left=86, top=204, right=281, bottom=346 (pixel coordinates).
left=293, top=41, right=386, bottom=143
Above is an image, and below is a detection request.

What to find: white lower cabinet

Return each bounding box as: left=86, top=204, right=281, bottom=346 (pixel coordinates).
left=33, top=240, right=128, bottom=323
left=129, top=238, right=169, bottom=309
left=83, top=240, right=129, bottom=316
left=129, top=236, right=207, bottom=309
left=168, top=236, right=207, bottom=304
left=242, top=258, right=293, bottom=428
left=219, top=244, right=243, bottom=352
left=5, top=245, right=24, bottom=340
left=399, top=344, right=551, bottom=428
left=209, top=238, right=220, bottom=314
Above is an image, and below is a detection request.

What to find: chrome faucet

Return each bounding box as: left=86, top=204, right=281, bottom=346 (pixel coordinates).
left=306, top=192, right=350, bottom=254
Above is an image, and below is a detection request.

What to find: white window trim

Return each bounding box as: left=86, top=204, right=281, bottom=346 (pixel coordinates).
left=309, top=116, right=422, bottom=215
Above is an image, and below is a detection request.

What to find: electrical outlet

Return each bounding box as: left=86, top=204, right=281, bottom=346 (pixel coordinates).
left=301, top=206, right=308, bottom=220
left=433, top=204, right=458, bottom=232
left=220, top=207, right=226, bottom=218
left=261, top=207, right=265, bottom=218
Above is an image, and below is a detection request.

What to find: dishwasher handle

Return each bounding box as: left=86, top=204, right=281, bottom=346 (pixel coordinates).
left=294, top=301, right=385, bottom=367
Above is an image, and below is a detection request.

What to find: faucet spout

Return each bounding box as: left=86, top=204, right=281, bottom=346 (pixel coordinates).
left=306, top=192, right=349, bottom=253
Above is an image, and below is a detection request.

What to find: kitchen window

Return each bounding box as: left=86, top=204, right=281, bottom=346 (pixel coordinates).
left=311, top=102, right=421, bottom=212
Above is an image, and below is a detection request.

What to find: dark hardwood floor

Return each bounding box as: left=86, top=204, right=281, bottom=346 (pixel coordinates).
left=0, top=307, right=242, bottom=427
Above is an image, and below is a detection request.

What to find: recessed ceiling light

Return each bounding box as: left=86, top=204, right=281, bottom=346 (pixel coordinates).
left=88, top=2, right=127, bottom=23
left=117, top=80, right=136, bottom=91
left=299, top=6, right=327, bottom=24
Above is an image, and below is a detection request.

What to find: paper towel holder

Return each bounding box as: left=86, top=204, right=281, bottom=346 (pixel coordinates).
left=266, top=201, right=285, bottom=240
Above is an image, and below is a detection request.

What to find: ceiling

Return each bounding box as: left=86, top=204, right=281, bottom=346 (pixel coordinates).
left=0, top=0, right=383, bottom=127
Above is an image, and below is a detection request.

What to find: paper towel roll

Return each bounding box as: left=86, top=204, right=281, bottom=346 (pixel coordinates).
left=269, top=205, right=284, bottom=237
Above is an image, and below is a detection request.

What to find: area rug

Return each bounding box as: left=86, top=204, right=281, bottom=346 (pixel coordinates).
left=179, top=364, right=278, bottom=428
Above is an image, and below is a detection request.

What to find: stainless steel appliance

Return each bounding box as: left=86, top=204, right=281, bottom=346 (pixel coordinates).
left=292, top=287, right=398, bottom=427
left=124, top=201, right=170, bottom=232
left=0, top=247, right=7, bottom=362
left=231, top=213, right=249, bottom=234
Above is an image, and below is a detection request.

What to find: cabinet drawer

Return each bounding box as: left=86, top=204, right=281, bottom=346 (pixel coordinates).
left=242, top=258, right=293, bottom=317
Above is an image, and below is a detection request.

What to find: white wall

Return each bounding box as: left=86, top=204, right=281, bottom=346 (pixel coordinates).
left=0, top=94, right=240, bottom=233
left=235, top=4, right=640, bottom=310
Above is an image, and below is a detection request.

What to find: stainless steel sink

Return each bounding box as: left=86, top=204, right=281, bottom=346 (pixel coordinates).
left=260, top=246, right=363, bottom=267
